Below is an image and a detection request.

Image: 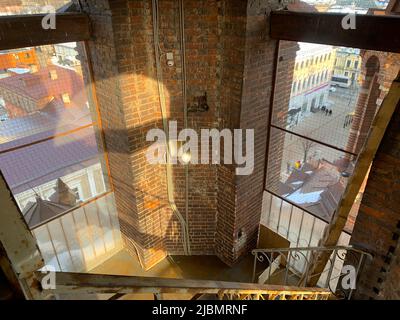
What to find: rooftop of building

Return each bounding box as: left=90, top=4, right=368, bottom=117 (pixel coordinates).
left=0, top=105, right=98, bottom=194
left=278, top=159, right=349, bottom=220
left=0, top=65, right=85, bottom=103
left=23, top=195, right=73, bottom=228
left=22, top=178, right=78, bottom=228
left=296, top=42, right=334, bottom=59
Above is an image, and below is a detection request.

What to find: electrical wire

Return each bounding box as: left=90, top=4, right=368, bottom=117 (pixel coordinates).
left=179, top=0, right=191, bottom=255
left=151, top=0, right=190, bottom=255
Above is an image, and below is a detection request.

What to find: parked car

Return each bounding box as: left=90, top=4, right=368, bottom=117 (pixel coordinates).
left=0, top=107, right=8, bottom=122
left=0, top=114, right=8, bottom=122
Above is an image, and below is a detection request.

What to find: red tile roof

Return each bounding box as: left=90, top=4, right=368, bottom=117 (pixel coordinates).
left=0, top=125, right=99, bottom=194
left=287, top=1, right=319, bottom=12
left=0, top=65, right=86, bottom=108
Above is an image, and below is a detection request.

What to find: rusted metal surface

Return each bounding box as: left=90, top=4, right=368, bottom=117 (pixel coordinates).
left=0, top=242, right=24, bottom=299
left=35, top=271, right=332, bottom=300
left=0, top=171, right=44, bottom=299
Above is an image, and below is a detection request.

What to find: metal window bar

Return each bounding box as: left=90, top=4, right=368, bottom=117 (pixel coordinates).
left=287, top=205, right=294, bottom=239
left=33, top=193, right=121, bottom=273
left=264, top=189, right=352, bottom=236
left=269, top=124, right=358, bottom=157
left=0, top=41, right=115, bottom=230
left=296, top=211, right=305, bottom=247
left=262, top=40, right=363, bottom=244
left=0, top=122, right=96, bottom=155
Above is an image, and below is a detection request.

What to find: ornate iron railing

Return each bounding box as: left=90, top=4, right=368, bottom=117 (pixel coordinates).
left=252, top=245, right=372, bottom=300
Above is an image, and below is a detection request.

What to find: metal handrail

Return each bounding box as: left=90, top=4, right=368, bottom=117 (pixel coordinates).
left=252, top=245, right=372, bottom=257
left=35, top=271, right=333, bottom=300
left=251, top=245, right=372, bottom=300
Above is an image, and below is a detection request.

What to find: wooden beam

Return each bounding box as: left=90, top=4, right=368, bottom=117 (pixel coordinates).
left=270, top=11, right=400, bottom=53
left=386, top=0, right=400, bottom=14
left=0, top=13, right=90, bottom=51
left=307, top=71, right=400, bottom=286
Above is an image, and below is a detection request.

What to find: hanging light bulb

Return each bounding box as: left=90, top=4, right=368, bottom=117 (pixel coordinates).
left=181, top=151, right=191, bottom=164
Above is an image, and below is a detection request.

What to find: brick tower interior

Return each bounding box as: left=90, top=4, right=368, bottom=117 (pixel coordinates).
left=0, top=0, right=400, bottom=301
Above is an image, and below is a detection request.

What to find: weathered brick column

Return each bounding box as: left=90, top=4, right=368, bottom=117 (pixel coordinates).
left=79, top=0, right=287, bottom=268
left=215, top=0, right=286, bottom=265
left=345, top=55, right=380, bottom=158
left=346, top=52, right=400, bottom=158
left=345, top=53, right=400, bottom=299
left=349, top=97, right=400, bottom=299
left=266, top=41, right=299, bottom=193
left=78, top=0, right=169, bottom=269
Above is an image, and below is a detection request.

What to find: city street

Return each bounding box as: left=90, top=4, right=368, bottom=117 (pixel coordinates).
left=277, top=85, right=360, bottom=181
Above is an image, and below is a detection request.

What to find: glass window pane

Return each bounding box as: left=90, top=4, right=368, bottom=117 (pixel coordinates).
left=267, top=39, right=400, bottom=228
left=273, top=40, right=400, bottom=155
left=0, top=1, right=71, bottom=16
left=0, top=42, right=110, bottom=229
left=288, top=1, right=390, bottom=13
left=272, top=42, right=376, bottom=154
left=266, top=127, right=354, bottom=222
left=0, top=126, right=109, bottom=226
left=0, top=43, right=91, bottom=145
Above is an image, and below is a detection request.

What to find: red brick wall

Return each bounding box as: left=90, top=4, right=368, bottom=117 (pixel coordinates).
left=214, top=0, right=247, bottom=265
left=78, top=0, right=168, bottom=268
left=156, top=0, right=220, bottom=255
left=347, top=52, right=400, bottom=299
left=215, top=1, right=295, bottom=265
left=80, top=0, right=285, bottom=268
left=346, top=52, right=400, bottom=159
left=266, top=41, right=299, bottom=193
left=350, top=95, right=400, bottom=299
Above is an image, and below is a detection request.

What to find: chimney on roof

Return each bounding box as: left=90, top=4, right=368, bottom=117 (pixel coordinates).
left=30, top=65, right=38, bottom=73
left=49, top=69, right=58, bottom=80
left=48, top=178, right=77, bottom=206
left=61, top=93, right=71, bottom=104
